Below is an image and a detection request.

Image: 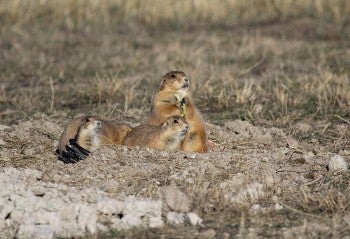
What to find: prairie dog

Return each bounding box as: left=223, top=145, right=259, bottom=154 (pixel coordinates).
left=148, top=71, right=208, bottom=153
left=123, top=116, right=188, bottom=150
left=148, top=71, right=190, bottom=125
left=76, top=116, right=102, bottom=151
left=98, top=120, right=133, bottom=147
left=57, top=115, right=132, bottom=153
left=57, top=116, right=87, bottom=154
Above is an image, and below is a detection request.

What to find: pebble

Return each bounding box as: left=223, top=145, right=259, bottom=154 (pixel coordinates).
left=186, top=212, right=203, bottom=226
left=166, top=212, right=185, bottom=225
left=328, top=155, right=348, bottom=172
left=199, top=229, right=216, bottom=239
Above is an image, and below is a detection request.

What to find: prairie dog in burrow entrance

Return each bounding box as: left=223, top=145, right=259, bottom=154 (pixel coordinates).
left=57, top=115, right=132, bottom=153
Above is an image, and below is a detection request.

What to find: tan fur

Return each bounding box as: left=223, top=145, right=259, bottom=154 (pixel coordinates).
left=76, top=116, right=102, bottom=151
left=58, top=116, right=86, bottom=153
left=98, top=121, right=132, bottom=146
left=57, top=116, right=132, bottom=152
left=123, top=116, right=188, bottom=150
left=147, top=71, right=208, bottom=153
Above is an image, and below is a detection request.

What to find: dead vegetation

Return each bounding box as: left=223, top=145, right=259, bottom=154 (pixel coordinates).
left=1, top=0, right=350, bottom=32
left=1, top=0, right=350, bottom=238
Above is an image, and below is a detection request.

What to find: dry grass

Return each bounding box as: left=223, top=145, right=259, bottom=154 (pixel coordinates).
left=1, top=0, right=350, bottom=237
left=1, top=0, right=350, bottom=31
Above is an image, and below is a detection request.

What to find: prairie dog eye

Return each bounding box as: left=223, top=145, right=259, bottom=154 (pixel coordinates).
left=170, top=74, right=176, bottom=78
left=85, top=118, right=90, bottom=123
left=174, top=119, right=179, bottom=123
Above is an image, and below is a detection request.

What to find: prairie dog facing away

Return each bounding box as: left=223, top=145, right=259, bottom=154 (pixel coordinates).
left=148, top=71, right=208, bottom=153
left=56, top=115, right=132, bottom=158
left=123, top=116, right=189, bottom=150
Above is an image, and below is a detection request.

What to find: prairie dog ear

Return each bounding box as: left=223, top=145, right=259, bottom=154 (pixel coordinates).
left=163, top=121, right=168, bottom=127
left=122, top=125, right=132, bottom=133
left=159, top=79, right=166, bottom=90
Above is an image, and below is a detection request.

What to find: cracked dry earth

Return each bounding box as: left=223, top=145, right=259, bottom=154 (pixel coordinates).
left=0, top=115, right=349, bottom=238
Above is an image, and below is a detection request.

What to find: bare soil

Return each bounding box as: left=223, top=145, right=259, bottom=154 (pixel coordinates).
left=1, top=115, right=349, bottom=238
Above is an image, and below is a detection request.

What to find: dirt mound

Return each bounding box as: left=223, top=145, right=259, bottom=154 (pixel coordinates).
left=0, top=117, right=349, bottom=238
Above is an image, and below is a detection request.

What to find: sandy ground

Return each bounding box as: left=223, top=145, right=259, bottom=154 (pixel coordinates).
left=0, top=115, right=349, bottom=238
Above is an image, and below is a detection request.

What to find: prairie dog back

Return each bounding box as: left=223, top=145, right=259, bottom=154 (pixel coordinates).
left=124, top=116, right=188, bottom=150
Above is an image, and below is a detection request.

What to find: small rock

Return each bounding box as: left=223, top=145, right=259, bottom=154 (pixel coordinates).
left=149, top=216, right=164, bottom=228
left=189, top=154, right=197, bottom=159
left=222, top=232, right=230, bottom=239
left=166, top=212, right=185, bottom=225
left=252, top=104, right=263, bottom=114
left=199, top=229, right=216, bottom=239
left=32, top=186, right=46, bottom=197
left=186, top=212, right=202, bottom=226
left=327, top=155, right=348, bottom=172
left=161, top=186, right=191, bottom=213
left=274, top=203, right=283, bottom=210
left=159, top=151, right=169, bottom=157
left=250, top=204, right=260, bottom=211
left=286, top=137, right=298, bottom=149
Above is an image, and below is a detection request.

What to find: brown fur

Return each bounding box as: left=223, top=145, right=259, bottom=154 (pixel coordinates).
left=98, top=121, right=132, bottom=146
left=76, top=116, right=102, bottom=151
left=123, top=116, right=188, bottom=150
left=57, top=115, right=132, bottom=153
left=58, top=116, right=87, bottom=153
left=147, top=71, right=208, bottom=153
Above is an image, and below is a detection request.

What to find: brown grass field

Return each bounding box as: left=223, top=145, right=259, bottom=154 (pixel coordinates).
left=1, top=0, right=350, bottom=238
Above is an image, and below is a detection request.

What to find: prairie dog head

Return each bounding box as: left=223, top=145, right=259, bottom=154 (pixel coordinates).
left=79, top=116, right=101, bottom=133
left=159, top=71, right=190, bottom=98
left=163, top=116, right=189, bottom=139
left=76, top=116, right=102, bottom=150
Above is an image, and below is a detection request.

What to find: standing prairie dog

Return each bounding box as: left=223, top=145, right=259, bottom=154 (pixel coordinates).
left=147, top=71, right=208, bottom=153
left=57, top=115, right=132, bottom=154
left=123, top=116, right=189, bottom=150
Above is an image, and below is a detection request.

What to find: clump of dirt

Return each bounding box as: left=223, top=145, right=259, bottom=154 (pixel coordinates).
left=0, top=117, right=349, bottom=238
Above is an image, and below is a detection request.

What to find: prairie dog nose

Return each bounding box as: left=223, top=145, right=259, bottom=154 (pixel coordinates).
left=96, top=121, right=102, bottom=127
